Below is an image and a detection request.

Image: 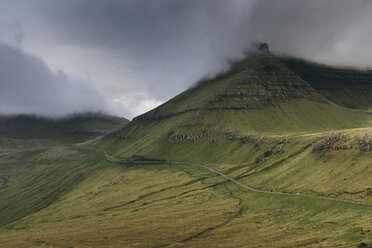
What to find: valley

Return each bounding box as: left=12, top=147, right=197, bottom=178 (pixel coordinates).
left=0, top=138, right=371, bottom=247
left=1, top=47, right=372, bottom=247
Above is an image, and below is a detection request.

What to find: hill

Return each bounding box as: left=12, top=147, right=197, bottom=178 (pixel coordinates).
left=103, top=45, right=371, bottom=157
left=280, top=57, right=372, bottom=110
left=98, top=45, right=372, bottom=205
left=1, top=133, right=372, bottom=247
left=0, top=113, right=129, bottom=144
left=126, top=46, right=370, bottom=135
left=96, top=45, right=372, bottom=203
left=1, top=45, right=372, bottom=247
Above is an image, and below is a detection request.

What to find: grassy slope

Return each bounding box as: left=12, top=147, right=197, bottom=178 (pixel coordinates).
left=177, top=100, right=370, bottom=135
left=103, top=99, right=371, bottom=162
left=102, top=119, right=372, bottom=200
left=1, top=52, right=372, bottom=247
left=96, top=51, right=372, bottom=204
left=280, top=57, right=372, bottom=109
left=0, top=147, right=371, bottom=247
left=1, top=120, right=370, bottom=247
left=0, top=145, right=103, bottom=227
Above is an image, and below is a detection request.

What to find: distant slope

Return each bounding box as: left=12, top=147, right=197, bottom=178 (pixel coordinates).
left=280, top=57, right=372, bottom=109
left=0, top=113, right=129, bottom=144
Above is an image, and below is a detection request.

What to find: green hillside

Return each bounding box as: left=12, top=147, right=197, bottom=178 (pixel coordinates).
left=1, top=143, right=372, bottom=247
left=280, top=57, right=372, bottom=109
left=104, top=48, right=371, bottom=158
left=1, top=45, right=372, bottom=247
left=95, top=46, right=372, bottom=209
left=98, top=46, right=372, bottom=202
left=0, top=113, right=129, bottom=144
left=129, top=48, right=370, bottom=135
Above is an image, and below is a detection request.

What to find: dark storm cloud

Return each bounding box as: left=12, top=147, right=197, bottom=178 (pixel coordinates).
left=246, top=0, right=372, bottom=67
left=0, top=42, right=111, bottom=117
left=1, top=0, right=372, bottom=118
left=32, top=0, right=255, bottom=100
left=37, top=0, right=251, bottom=54
left=32, top=0, right=372, bottom=99
left=35, top=0, right=372, bottom=65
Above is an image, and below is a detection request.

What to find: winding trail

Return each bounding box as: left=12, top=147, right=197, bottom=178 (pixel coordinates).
left=104, top=151, right=372, bottom=207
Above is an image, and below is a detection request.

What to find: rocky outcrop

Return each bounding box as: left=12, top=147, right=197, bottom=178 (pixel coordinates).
left=204, top=54, right=325, bottom=111
left=169, top=132, right=204, bottom=142
left=357, top=133, right=372, bottom=152
left=225, top=132, right=284, bottom=147
left=312, top=132, right=372, bottom=152
left=312, top=132, right=349, bottom=152
left=168, top=131, right=285, bottom=148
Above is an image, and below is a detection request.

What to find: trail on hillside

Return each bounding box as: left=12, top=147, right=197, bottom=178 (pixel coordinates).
left=103, top=151, right=372, bottom=207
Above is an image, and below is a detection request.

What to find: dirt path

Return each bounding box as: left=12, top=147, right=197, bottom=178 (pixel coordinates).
left=103, top=151, right=372, bottom=207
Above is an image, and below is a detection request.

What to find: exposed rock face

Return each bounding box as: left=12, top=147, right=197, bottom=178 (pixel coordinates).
left=168, top=132, right=221, bottom=144
left=202, top=54, right=325, bottom=111
left=357, top=133, right=372, bottom=152
left=312, top=132, right=349, bottom=152
left=225, top=132, right=284, bottom=147
left=257, top=43, right=269, bottom=52
left=168, top=131, right=285, bottom=147
left=169, top=132, right=204, bottom=142
left=312, top=132, right=372, bottom=152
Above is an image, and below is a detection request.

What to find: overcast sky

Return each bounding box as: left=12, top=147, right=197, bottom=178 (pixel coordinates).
left=1, top=0, right=372, bottom=119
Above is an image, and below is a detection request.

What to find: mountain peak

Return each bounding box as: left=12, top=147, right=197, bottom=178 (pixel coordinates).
left=254, top=42, right=269, bottom=53
left=136, top=51, right=325, bottom=121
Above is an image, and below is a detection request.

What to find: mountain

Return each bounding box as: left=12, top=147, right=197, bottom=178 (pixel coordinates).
left=0, top=113, right=129, bottom=144
left=127, top=46, right=369, bottom=133
left=1, top=45, right=372, bottom=248
left=280, top=57, right=372, bottom=110
left=103, top=45, right=371, bottom=159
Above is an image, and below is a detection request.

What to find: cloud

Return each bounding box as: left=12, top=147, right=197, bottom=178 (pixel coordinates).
left=246, top=0, right=372, bottom=67
left=30, top=0, right=255, bottom=99
left=33, top=0, right=372, bottom=68
left=1, top=0, right=372, bottom=118
left=0, top=42, right=117, bottom=117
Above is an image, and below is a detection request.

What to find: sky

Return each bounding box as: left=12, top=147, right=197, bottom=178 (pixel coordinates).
left=1, top=0, right=372, bottom=119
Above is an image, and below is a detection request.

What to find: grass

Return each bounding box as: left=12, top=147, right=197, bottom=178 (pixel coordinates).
left=1, top=51, right=372, bottom=247
left=100, top=122, right=372, bottom=204
left=0, top=149, right=371, bottom=247
left=0, top=145, right=103, bottom=226
left=281, top=56, right=372, bottom=109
